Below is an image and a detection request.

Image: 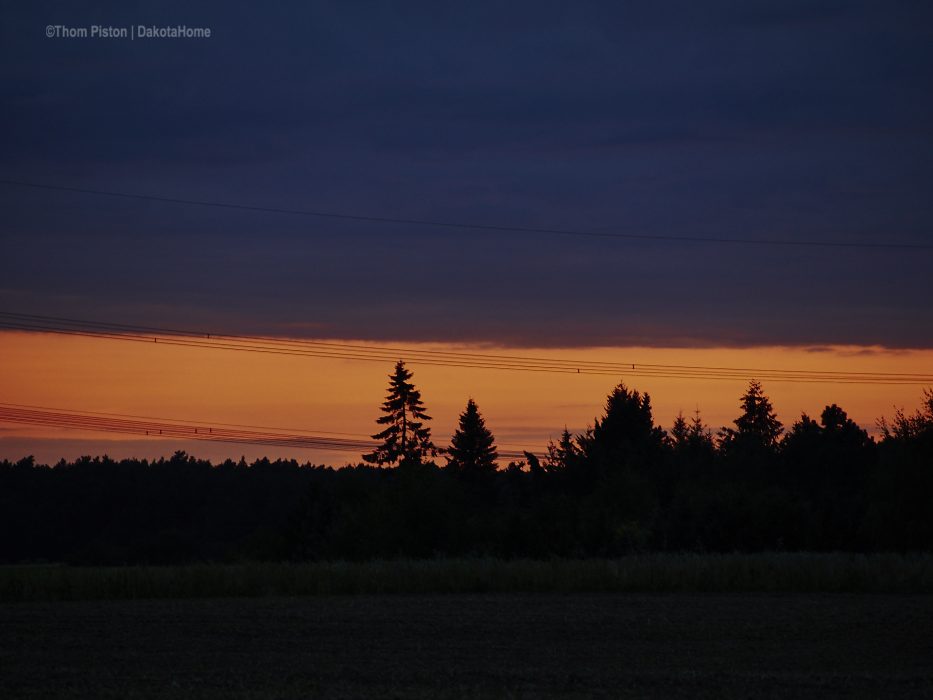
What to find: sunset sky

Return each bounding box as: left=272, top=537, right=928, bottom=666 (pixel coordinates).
left=2, top=2, right=932, bottom=464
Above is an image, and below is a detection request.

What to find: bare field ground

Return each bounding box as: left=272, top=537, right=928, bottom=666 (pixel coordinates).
left=2, top=593, right=932, bottom=698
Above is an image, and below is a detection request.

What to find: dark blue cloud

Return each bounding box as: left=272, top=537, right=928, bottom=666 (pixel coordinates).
left=1, top=0, right=932, bottom=347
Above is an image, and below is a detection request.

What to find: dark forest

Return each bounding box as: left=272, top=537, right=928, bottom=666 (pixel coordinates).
left=3, top=378, right=931, bottom=565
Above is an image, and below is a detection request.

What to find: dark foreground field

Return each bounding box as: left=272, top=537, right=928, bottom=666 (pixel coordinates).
left=2, top=593, right=932, bottom=699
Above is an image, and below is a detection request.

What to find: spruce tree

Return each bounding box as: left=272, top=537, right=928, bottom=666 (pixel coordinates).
left=672, top=409, right=714, bottom=452
left=578, top=383, right=666, bottom=470
left=446, top=398, right=498, bottom=474
left=363, top=361, right=435, bottom=466
left=671, top=411, right=690, bottom=449
left=545, top=427, right=579, bottom=472
left=688, top=409, right=715, bottom=450
left=719, top=379, right=783, bottom=452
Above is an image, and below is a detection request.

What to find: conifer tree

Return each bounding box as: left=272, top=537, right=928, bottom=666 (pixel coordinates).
left=578, top=383, right=666, bottom=469
left=363, top=361, right=435, bottom=466
left=672, top=409, right=714, bottom=452
left=671, top=411, right=690, bottom=449
left=719, top=379, right=783, bottom=452
left=446, top=398, right=498, bottom=474
left=545, top=427, right=579, bottom=471
left=688, top=409, right=715, bottom=449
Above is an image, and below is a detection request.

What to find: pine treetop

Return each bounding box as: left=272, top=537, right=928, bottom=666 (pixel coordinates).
left=363, top=361, right=435, bottom=466
left=446, top=398, right=498, bottom=474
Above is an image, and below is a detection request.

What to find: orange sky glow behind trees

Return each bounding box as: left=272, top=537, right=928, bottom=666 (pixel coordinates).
left=1, top=330, right=931, bottom=465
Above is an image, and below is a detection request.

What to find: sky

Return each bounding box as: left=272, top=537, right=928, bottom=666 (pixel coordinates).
left=1, top=2, right=932, bottom=462
left=2, top=331, right=931, bottom=465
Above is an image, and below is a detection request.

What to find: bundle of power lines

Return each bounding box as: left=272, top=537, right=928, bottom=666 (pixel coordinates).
left=0, top=403, right=537, bottom=460
left=1, top=311, right=931, bottom=386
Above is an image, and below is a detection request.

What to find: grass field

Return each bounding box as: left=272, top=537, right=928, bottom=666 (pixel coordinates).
left=2, top=593, right=932, bottom=698
left=2, top=553, right=933, bottom=602
left=4, top=556, right=931, bottom=697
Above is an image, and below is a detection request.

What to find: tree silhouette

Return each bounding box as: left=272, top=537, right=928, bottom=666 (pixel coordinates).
left=874, top=389, right=933, bottom=550
left=545, top=427, right=579, bottom=472
left=671, top=411, right=690, bottom=448
left=719, top=380, right=783, bottom=453
left=880, top=388, right=933, bottom=441
left=6, top=385, right=933, bottom=561
left=671, top=409, right=714, bottom=457
left=446, top=398, right=498, bottom=475
left=782, top=404, right=873, bottom=471
left=363, top=361, right=436, bottom=466
left=578, top=383, right=666, bottom=472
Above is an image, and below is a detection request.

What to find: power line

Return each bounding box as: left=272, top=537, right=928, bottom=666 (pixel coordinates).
left=2, top=311, right=931, bottom=386
left=0, top=404, right=372, bottom=451
left=1, top=177, right=930, bottom=251
left=0, top=403, right=541, bottom=461
left=3, top=312, right=930, bottom=384
left=0, top=401, right=539, bottom=451
left=0, top=402, right=373, bottom=438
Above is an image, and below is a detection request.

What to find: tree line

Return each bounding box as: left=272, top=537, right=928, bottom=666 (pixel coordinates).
left=1, top=360, right=932, bottom=563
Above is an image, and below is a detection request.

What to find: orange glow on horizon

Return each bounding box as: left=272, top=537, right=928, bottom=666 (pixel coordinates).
left=1, top=330, right=931, bottom=465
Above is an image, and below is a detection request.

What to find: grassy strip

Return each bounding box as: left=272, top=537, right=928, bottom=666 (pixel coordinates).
left=2, top=553, right=932, bottom=602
